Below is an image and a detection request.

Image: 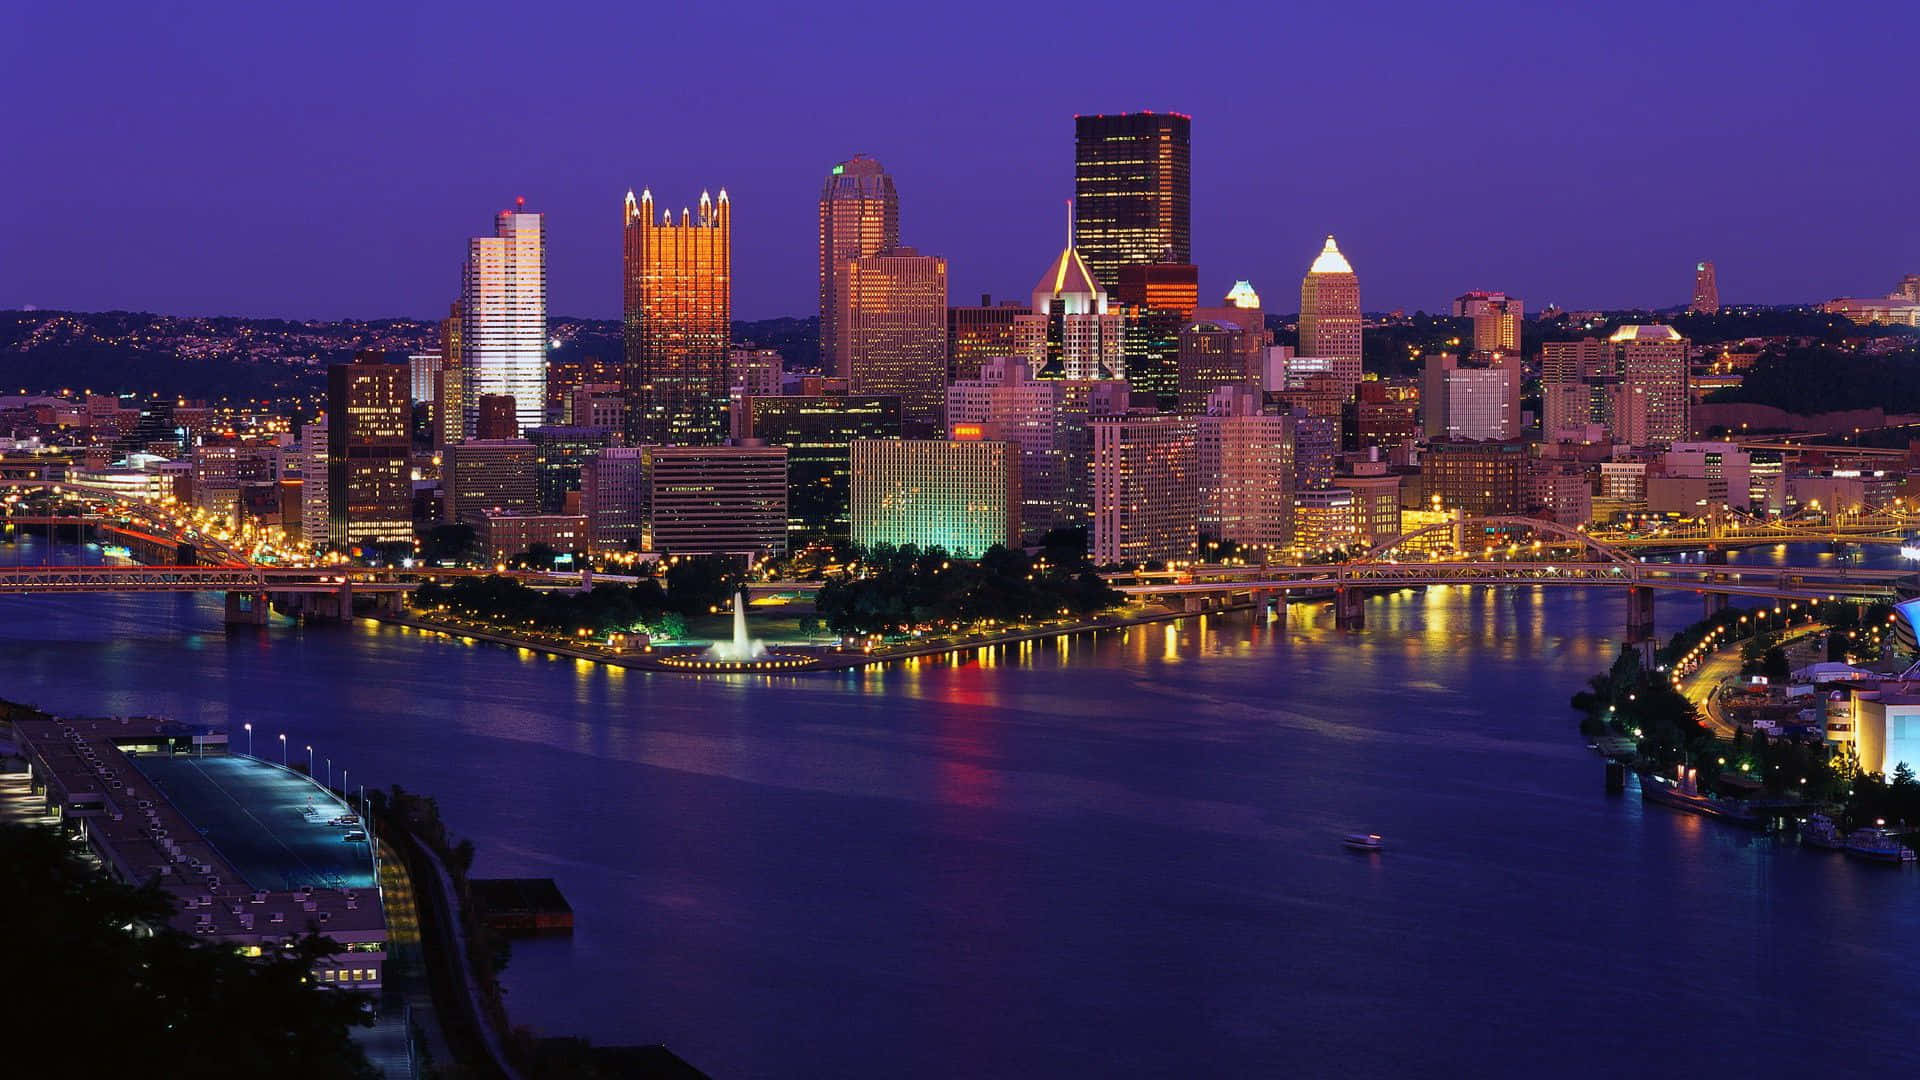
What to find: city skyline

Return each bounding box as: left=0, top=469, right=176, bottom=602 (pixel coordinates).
left=8, top=1, right=1917, bottom=321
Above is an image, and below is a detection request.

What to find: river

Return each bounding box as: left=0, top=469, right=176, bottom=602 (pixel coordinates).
left=2, top=537, right=1917, bottom=1077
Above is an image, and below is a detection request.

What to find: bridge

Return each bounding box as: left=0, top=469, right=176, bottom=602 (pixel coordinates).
left=1588, top=504, right=1920, bottom=553
left=1112, top=516, right=1917, bottom=652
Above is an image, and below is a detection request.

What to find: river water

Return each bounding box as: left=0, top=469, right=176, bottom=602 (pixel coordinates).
left=2, top=538, right=1917, bottom=1077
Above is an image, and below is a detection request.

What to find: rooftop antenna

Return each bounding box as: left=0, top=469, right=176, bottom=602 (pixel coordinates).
left=1065, top=199, right=1074, bottom=249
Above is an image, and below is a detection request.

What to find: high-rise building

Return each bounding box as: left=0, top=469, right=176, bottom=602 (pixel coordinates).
left=1292, top=487, right=1360, bottom=554
left=623, top=188, right=732, bottom=446
left=1021, top=239, right=1124, bottom=381
left=475, top=394, right=519, bottom=440
left=1197, top=387, right=1294, bottom=555
left=644, top=445, right=788, bottom=557
left=298, top=417, right=328, bottom=551
left=1073, top=112, right=1191, bottom=288
left=1422, top=352, right=1520, bottom=441
left=729, top=347, right=785, bottom=398
left=838, top=247, right=949, bottom=438
left=1177, top=318, right=1261, bottom=414
left=461, top=201, right=546, bottom=438
left=325, top=352, right=412, bottom=550
left=1298, top=236, right=1363, bottom=399
left=435, top=301, right=464, bottom=451
left=1091, top=414, right=1197, bottom=565
left=526, top=425, right=619, bottom=513
left=1690, top=261, right=1720, bottom=315
left=408, top=350, right=442, bottom=411
left=1611, top=325, right=1690, bottom=447
left=819, top=155, right=900, bottom=374
left=741, top=390, right=902, bottom=540
left=443, top=440, right=538, bottom=524
left=582, top=447, right=648, bottom=553
left=850, top=439, right=1019, bottom=557
left=946, top=357, right=1125, bottom=538
left=1421, top=439, right=1527, bottom=516
left=1112, top=263, right=1199, bottom=410
left=947, top=296, right=1031, bottom=382
left=1540, top=338, right=1615, bottom=442
left=1346, top=380, right=1421, bottom=453
left=1453, top=291, right=1523, bottom=356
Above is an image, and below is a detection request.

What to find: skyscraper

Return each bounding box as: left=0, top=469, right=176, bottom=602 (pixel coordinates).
left=624, top=187, right=732, bottom=446
left=1690, top=261, right=1720, bottom=315
left=1453, top=291, right=1523, bottom=356
left=1112, top=263, right=1198, bottom=412
left=838, top=247, right=949, bottom=438
left=1021, top=238, right=1124, bottom=381
left=1073, top=112, right=1191, bottom=288
left=461, top=201, right=546, bottom=438
left=435, top=301, right=464, bottom=451
left=1091, top=414, right=1197, bottom=565
left=850, top=439, right=1020, bottom=557
left=1611, top=324, right=1691, bottom=447
left=1298, top=236, right=1363, bottom=399
left=326, top=352, right=412, bottom=550
left=819, top=155, right=899, bottom=374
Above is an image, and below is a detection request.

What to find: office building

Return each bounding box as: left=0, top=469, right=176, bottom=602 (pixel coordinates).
left=475, top=394, right=519, bottom=440
left=1298, top=236, right=1363, bottom=398
left=1091, top=415, right=1197, bottom=564
left=1423, top=352, right=1520, bottom=441
left=1690, top=261, right=1720, bottom=315
left=1421, top=439, right=1527, bottom=516
left=740, top=390, right=901, bottom=540
left=325, top=352, right=412, bottom=550
left=1197, top=387, right=1293, bottom=554
left=729, top=347, right=785, bottom=398
left=1022, top=239, right=1124, bottom=381
left=408, top=349, right=442, bottom=413
left=1112, top=263, right=1199, bottom=410
left=1611, top=324, right=1690, bottom=447
left=1347, top=380, right=1421, bottom=452
left=1177, top=318, right=1261, bottom=413
left=298, top=417, right=328, bottom=550
left=527, top=425, right=619, bottom=513
left=1073, top=112, right=1191, bottom=287
left=1525, top=463, right=1594, bottom=526
left=461, top=201, right=546, bottom=438
left=1343, top=471, right=1404, bottom=546
left=1292, top=487, right=1360, bottom=554
left=1453, top=291, right=1522, bottom=356
left=820, top=155, right=900, bottom=374
left=838, top=247, right=949, bottom=437
left=435, top=301, right=464, bottom=450
left=947, top=357, right=1123, bottom=538
left=947, top=296, right=1031, bottom=382
left=645, top=444, right=788, bottom=557
left=474, top=511, right=588, bottom=562
left=581, top=447, right=648, bottom=553
left=623, top=188, right=732, bottom=445
left=443, top=440, right=538, bottom=524
left=850, top=439, right=1019, bottom=557
left=567, top=384, right=626, bottom=430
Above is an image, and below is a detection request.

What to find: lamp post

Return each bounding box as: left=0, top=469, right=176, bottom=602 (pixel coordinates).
left=278, top=733, right=286, bottom=766
left=243, top=722, right=252, bottom=758
left=325, top=758, right=332, bottom=793
left=306, top=744, right=314, bottom=777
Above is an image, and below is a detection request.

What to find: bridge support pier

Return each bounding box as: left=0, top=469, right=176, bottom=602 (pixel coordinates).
left=1702, top=592, right=1728, bottom=619
left=1704, top=547, right=1728, bottom=566
left=1625, top=586, right=1657, bottom=661
left=1334, top=588, right=1366, bottom=631
left=223, top=591, right=270, bottom=628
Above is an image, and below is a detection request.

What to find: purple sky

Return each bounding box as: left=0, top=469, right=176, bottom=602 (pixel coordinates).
left=6, top=1, right=1917, bottom=321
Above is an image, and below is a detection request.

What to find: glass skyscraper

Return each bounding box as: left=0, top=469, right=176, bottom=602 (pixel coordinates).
left=819, top=155, right=899, bottom=375
left=461, top=202, right=546, bottom=438
left=623, top=188, right=732, bottom=446
left=1072, top=112, right=1191, bottom=290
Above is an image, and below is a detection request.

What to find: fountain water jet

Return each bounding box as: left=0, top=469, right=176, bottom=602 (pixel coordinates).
left=705, top=591, right=767, bottom=662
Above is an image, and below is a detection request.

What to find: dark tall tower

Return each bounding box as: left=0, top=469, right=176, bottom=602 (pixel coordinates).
left=326, top=351, right=412, bottom=551
left=623, top=188, right=732, bottom=446
left=1073, top=112, right=1191, bottom=290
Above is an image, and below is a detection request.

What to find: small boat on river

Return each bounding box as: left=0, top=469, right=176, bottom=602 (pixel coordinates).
left=1800, top=814, right=1845, bottom=850
left=1844, top=827, right=1917, bottom=864
left=1639, top=765, right=1762, bottom=828
left=1343, top=832, right=1384, bottom=852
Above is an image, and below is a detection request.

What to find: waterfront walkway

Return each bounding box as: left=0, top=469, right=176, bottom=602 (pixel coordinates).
left=1677, top=624, right=1827, bottom=737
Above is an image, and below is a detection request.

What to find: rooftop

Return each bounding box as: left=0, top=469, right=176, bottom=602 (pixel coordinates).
left=1308, top=236, right=1353, bottom=276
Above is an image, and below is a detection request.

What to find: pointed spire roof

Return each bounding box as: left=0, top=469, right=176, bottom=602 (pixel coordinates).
left=1034, top=244, right=1104, bottom=302
left=1309, top=235, right=1353, bottom=276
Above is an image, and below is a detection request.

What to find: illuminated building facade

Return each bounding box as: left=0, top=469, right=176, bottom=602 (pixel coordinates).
left=1197, top=387, right=1293, bottom=554
left=820, top=155, right=900, bottom=374
left=474, top=511, right=588, bottom=562
left=444, top=440, right=538, bottom=525
left=729, top=347, right=784, bottom=398
left=1021, top=241, right=1124, bottom=381
left=326, top=353, right=412, bottom=550
left=741, top=391, right=902, bottom=539
left=644, top=444, right=788, bottom=557
left=461, top=203, right=546, bottom=438
left=946, top=357, right=1125, bottom=538
left=1689, top=261, right=1720, bottom=315
left=624, top=188, right=732, bottom=446
left=1091, top=415, right=1197, bottom=565
left=850, top=439, right=1020, bottom=557
left=1611, top=325, right=1690, bottom=447
left=1421, top=439, right=1527, bottom=516
left=1298, top=236, right=1363, bottom=399
left=582, top=447, right=647, bottom=553
left=1292, top=487, right=1359, bottom=553
left=947, top=296, right=1031, bottom=382
left=526, top=425, right=620, bottom=513
left=1423, top=353, right=1520, bottom=441
left=1177, top=319, right=1261, bottom=414
left=435, top=301, right=464, bottom=450
left=1452, top=291, right=1522, bottom=356
left=1073, top=112, right=1191, bottom=288
left=1112, top=263, right=1198, bottom=410
left=838, top=247, right=949, bottom=438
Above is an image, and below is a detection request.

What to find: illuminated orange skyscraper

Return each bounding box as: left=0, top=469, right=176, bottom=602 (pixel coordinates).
left=820, top=155, right=899, bottom=375
left=623, top=188, right=732, bottom=445
left=839, top=247, right=949, bottom=438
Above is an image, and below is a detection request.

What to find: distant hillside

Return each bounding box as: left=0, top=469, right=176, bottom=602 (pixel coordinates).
left=0, top=311, right=823, bottom=402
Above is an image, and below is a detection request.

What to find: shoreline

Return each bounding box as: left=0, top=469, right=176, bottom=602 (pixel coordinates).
left=371, top=599, right=1263, bottom=674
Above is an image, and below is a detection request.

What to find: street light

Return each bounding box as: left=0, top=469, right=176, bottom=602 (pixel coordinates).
left=243, top=722, right=252, bottom=757
left=306, top=744, right=313, bottom=777
left=325, top=758, right=332, bottom=792
left=278, top=733, right=286, bottom=765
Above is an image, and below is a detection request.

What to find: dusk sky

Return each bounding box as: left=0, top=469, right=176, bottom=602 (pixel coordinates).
left=6, top=0, right=1917, bottom=321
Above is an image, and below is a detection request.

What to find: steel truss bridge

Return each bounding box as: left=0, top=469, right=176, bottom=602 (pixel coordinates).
left=1588, top=505, right=1920, bottom=552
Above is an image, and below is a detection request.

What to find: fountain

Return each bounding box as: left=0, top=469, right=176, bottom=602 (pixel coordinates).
left=654, top=589, right=816, bottom=672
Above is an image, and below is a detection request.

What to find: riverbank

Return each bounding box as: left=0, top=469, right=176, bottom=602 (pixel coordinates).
left=374, top=597, right=1258, bottom=674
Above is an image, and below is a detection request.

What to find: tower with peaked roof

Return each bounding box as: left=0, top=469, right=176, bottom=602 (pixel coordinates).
left=1298, top=235, right=1363, bottom=399
left=1015, top=211, right=1125, bottom=381
left=623, top=188, right=732, bottom=446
